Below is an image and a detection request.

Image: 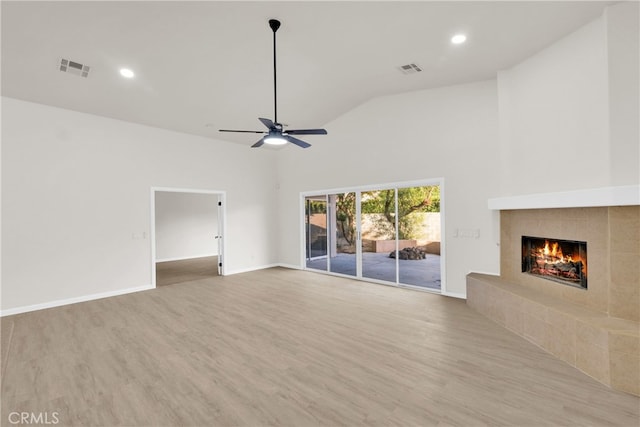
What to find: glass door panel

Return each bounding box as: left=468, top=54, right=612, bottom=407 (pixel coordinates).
left=328, top=193, right=357, bottom=276
left=305, top=196, right=328, bottom=270
left=396, top=185, right=441, bottom=290
left=360, top=189, right=397, bottom=283
left=303, top=182, right=443, bottom=293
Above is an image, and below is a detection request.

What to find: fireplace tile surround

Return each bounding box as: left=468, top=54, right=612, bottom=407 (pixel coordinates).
left=467, top=199, right=639, bottom=396
left=501, top=206, right=638, bottom=320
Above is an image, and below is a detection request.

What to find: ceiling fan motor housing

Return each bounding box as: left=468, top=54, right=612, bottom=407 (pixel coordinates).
left=269, top=19, right=281, bottom=32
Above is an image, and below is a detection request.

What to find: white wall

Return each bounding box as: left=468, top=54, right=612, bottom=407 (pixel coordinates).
left=155, top=192, right=218, bottom=262
left=497, top=15, right=610, bottom=196
left=277, top=80, right=501, bottom=297
left=605, top=2, right=640, bottom=186
left=1, top=97, right=279, bottom=312
left=497, top=4, right=640, bottom=195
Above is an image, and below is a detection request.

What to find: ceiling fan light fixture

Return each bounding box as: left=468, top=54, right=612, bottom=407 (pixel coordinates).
left=264, top=135, right=288, bottom=145
left=451, top=34, right=467, bottom=45
left=119, top=68, right=135, bottom=78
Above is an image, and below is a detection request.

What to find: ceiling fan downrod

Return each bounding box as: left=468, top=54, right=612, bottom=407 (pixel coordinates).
left=217, top=18, right=327, bottom=149
left=269, top=19, right=281, bottom=125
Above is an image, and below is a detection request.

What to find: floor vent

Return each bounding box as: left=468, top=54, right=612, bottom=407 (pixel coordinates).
left=398, top=63, right=422, bottom=74
left=58, top=58, right=90, bottom=78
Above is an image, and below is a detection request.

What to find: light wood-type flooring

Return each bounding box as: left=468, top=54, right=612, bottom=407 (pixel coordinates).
left=1, top=268, right=638, bottom=426
left=155, top=256, right=219, bottom=287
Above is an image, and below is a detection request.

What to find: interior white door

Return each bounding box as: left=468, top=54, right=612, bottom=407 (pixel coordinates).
left=216, top=194, right=223, bottom=275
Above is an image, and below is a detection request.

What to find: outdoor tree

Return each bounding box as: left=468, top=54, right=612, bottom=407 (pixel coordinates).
left=361, top=186, right=440, bottom=240
left=335, top=192, right=356, bottom=246
left=307, top=200, right=326, bottom=215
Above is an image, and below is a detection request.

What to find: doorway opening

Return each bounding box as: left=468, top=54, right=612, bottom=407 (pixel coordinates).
left=151, top=188, right=225, bottom=287
left=303, top=180, right=444, bottom=293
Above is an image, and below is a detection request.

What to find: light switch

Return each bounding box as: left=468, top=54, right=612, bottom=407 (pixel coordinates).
left=455, top=228, right=481, bottom=239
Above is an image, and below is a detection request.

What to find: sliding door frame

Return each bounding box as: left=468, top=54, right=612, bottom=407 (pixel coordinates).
left=300, top=178, right=446, bottom=294
left=304, top=195, right=330, bottom=261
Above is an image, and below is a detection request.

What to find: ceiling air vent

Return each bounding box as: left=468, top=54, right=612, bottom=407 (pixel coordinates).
left=398, top=63, right=422, bottom=75
left=58, top=58, right=90, bottom=78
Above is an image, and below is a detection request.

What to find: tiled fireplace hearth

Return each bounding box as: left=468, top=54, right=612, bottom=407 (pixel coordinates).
left=467, top=187, right=639, bottom=396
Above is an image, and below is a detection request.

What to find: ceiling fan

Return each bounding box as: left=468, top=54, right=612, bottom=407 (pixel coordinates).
left=219, top=19, right=327, bottom=149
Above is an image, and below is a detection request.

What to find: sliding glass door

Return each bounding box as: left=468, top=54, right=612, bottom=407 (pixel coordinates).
left=396, top=185, right=441, bottom=290
left=361, top=189, right=397, bottom=283
left=305, top=196, right=328, bottom=270
left=303, top=182, right=442, bottom=292
left=328, top=193, right=357, bottom=277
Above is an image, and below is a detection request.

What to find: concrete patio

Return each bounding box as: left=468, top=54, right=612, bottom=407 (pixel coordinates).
left=306, top=252, right=441, bottom=290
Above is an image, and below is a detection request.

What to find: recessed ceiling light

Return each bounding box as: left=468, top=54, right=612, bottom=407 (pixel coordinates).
left=451, top=34, right=467, bottom=45
left=119, top=68, right=135, bottom=78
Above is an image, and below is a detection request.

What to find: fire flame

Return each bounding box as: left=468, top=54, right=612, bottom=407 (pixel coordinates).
left=541, top=240, right=564, bottom=260
left=534, top=239, right=586, bottom=276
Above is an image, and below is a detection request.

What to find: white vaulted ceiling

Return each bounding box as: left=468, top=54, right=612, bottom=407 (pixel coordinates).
left=1, top=1, right=612, bottom=146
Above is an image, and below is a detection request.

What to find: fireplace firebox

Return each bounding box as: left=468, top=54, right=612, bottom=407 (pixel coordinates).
left=521, top=236, right=587, bottom=289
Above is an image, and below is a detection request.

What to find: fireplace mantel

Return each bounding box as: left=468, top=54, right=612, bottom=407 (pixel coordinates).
left=488, top=185, right=639, bottom=210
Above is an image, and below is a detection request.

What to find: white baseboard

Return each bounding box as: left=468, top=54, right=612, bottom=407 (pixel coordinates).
left=277, top=263, right=302, bottom=270
left=222, top=263, right=301, bottom=276
left=224, top=264, right=282, bottom=275
left=468, top=270, right=500, bottom=276
left=442, top=291, right=467, bottom=299
left=155, top=253, right=218, bottom=263
left=0, top=284, right=155, bottom=317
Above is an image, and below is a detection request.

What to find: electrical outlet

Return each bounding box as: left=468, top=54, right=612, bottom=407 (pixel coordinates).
left=456, top=228, right=480, bottom=239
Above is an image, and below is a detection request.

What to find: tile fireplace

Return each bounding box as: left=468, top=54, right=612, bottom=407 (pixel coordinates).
left=468, top=187, right=639, bottom=396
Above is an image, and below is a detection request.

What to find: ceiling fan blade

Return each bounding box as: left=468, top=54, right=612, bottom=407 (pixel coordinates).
left=285, top=135, right=311, bottom=149
left=286, top=128, right=328, bottom=135
left=258, top=118, right=275, bottom=129
left=252, top=137, right=266, bottom=148
left=219, top=129, right=265, bottom=134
